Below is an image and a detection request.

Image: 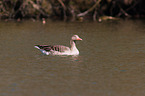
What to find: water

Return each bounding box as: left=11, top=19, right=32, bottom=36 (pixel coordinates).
left=0, top=20, right=145, bottom=96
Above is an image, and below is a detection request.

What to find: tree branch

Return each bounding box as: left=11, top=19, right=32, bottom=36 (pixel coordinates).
left=77, top=0, right=101, bottom=17
left=27, top=0, right=49, bottom=17
left=57, top=0, right=67, bottom=21
left=117, top=4, right=131, bottom=17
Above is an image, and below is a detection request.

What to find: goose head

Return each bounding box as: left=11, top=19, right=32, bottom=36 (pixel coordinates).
left=71, top=35, right=82, bottom=41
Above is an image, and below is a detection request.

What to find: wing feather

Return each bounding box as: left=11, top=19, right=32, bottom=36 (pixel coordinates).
left=35, top=45, right=70, bottom=52
left=51, top=45, right=70, bottom=52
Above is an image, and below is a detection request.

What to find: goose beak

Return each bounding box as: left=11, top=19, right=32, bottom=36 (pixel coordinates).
left=76, top=38, right=82, bottom=41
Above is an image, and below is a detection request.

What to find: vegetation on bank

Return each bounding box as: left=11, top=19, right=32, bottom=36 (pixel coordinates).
left=0, top=0, right=145, bottom=21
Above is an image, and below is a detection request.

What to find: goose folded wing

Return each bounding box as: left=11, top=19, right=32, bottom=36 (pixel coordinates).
left=35, top=45, right=70, bottom=52
left=51, top=45, right=70, bottom=52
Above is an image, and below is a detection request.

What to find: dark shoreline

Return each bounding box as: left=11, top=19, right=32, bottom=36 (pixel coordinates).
left=0, top=0, right=145, bottom=22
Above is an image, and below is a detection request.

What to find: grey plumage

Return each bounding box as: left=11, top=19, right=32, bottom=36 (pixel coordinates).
left=35, top=45, right=70, bottom=52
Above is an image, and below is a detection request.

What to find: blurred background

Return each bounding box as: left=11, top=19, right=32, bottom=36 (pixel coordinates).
left=0, top=0, right=145, bottom=21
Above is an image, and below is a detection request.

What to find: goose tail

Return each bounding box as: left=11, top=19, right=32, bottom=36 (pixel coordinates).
left=34, top=45, right=41, bottom=49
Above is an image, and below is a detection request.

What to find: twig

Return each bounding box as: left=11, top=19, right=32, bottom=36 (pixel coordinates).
left=27, top=0, right=40, bottom=10
left=58, top=0, right=66, bottom=10
left=69, top=7, right=75, bottom=21
left=93, top=8, right=97, bottom=21
left=27, top=0, right=49, bottom=17
left=57, top=0, right=67, bottom=21
left=117, top=4, right=131, bottom=17
left=126, top=1, right=138, bottom=11
left=77, top=0, right=101, bottom=17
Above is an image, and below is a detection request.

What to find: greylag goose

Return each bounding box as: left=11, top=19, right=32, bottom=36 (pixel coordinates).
left=34, top=35, right=82, bottom=55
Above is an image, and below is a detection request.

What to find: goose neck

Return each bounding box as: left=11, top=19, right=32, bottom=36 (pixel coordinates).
left=70, top=40, right=77, bottom=50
